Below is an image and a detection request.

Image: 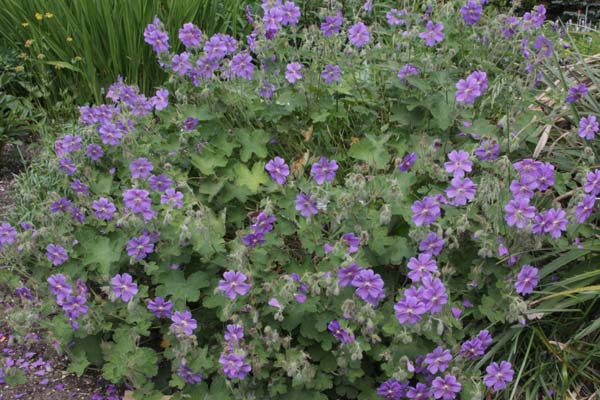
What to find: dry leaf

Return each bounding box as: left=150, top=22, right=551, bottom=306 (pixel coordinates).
left=123, top=391, right=172, bottom=400
left=301, top=125, right=313, bottom=142
left=291, top=151, right=309, bottom=174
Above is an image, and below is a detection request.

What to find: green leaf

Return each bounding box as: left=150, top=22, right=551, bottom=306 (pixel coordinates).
left=155, top=270, right=208, bottom=306
left=233, top=162, right=269, bottom=194
left=348, top=135, right=391, bottom=169
left=80, top=234, right=124, bottom=278
left=68, top=348, right=90, bottom=376
left=190, top=151, right=228, bottom=176
left=102, top=329, right=158, bottom=386
left=237, top=128, right=269, bottom=162
left=179, top=104, right=220, bottom=121
left=4, top=368, right=26, bottom=385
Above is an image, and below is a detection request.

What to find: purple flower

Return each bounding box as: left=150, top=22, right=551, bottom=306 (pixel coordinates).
left=377, top=378, right=408, bottom=399
left=265, top=156, right=289, bottom=184
left=424, top=346, right=452, bottom=374
left=147, top=297, right=173, bottom=318
left=281, top=1, right=301, bottom=25
left=422, top=276, right=448, bottom=313
left=394, top=295, right=427, bottom=324
left=566, top=83, right=588, bottom=103
left=111, top=273, right=138, bottom=302
left=179, top=23, right=202, bottom=48
left=129, top=158, right=154, bottom=180
left=321, top=64, right=341, bottom=84
left=397, top=152, right=417, bottom=171
left=574, top=195, right=596, bottom=223
left=123, top=188, right=155, bottom=221
left=411, top=196, right=441, bottom=226
left=85, top=144, right=103, bottom=161
left=460, top=0, right=483, bottom=25
left=483, top=142, right=501, bottom=160
left=160, top=188, right=184, bottom=209
left=47, top=274, right=72, bottom=299
left=70, top=179, right=89, bottom=196
left=444, top=150, right=472, bottom=177
left=540, top=208, right=568, bottom=238
left=126, top=234, right=154, bottom=260
left=98, top=122, right=124, bottom=146
left=50, top=198, right=71, bottom=213
left=407, top=253, right=437, bottom=282
left=268, top=297, right=282, bottom=308
left=46, top=244, right=68, bottom=266
left=0, top=223, right=17, bottom=247
left=509, top=176, right=536, bottom=202
left=218, top=270, right=251, bottom=299
left=151, top=88, right=169, bottom=110
left=224, top=324, right=244, bottom=344
left=328, top=320, right=355, bottom=344
left=515, top=265, right=539, bottom=295
left=337, top=264, right=362, bottom=288
left=430, top=375, right=461, bottom=399
left=397, top=64, right=420, bottom=82
left=148, top=174, right=172, bottom=192
left=419, top=21, right=444, bottom=46
left=445, top=177, right=477, bottom=206
left=460, top=337, right=486, bottom=359
left=484, top=361, right=514, bottom=391
left=342, top=232, right=360, bottom=253
left=585, top=170, right=600, bottom=195
left=419, top=232, right=444, bottom=256
left=310, top=157, right=338, bottom=184
left=219, top=352, right=251, bottom=380
left=230, top=52, right=255, bottom=80
left=178, top=360, right=202, bottom=384
left=171, top=310, right=197, bottom=336
left=348, top=22, right=370, bottom=47
left=351, top=268, right=385, bottom=305
left=59, top=157, right=77, bottom=176
left=242, top=232, right=265, bottom=248
left=533, top=35, right=553, bottom=58
left=579, top=115, right=599, bottom=140
left=295, top=193, right=318, bottom=217
left=258, top=81, right=276, bottom=98
left=61, top=295, right=88, bottom=319
left=502, top=16, right=519, bottom=38
left=285, top=62, right=303, bottom=83
left=406, top=383, right=430, bottom=400
left=455, top=76, right=481, bottom=104
left=144, top=17, right=169, bottom=53
left=183, top=117, right=199, bottom=131
left=386, top=9, right=408, bottom=26
left=504, top=198, right=536, bottom=229
left=92, top=197, right=117, bottom=221
left=321, top=13, right=343, bottom=37
left=451, top=307, right=463, bottom=319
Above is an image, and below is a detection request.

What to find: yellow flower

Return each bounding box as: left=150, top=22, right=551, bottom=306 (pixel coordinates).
left=44, top=12, right=54, bottom=18
left=66, top=36, right=73, bottom=43
left=18, top=52, right=28, bottom=59
left=21, top=22, right=29, bottom=27
left=35, top=12, right=43, bottom=20
left=54, top=64, right=63, bottom=70
left=15, top=65, right=25, bottom=72
left=73, top=56, right=82, bottom=62
left=37, top=53, right=45, bottom=60
left=24, top=39, right=34, bottom=47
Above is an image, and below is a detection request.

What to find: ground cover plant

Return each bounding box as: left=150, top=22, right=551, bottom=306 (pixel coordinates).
left=1, top=0, right=599, bottom=399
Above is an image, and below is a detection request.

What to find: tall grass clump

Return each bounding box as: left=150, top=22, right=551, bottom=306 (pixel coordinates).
left=0, top=0, right=250, bottom=105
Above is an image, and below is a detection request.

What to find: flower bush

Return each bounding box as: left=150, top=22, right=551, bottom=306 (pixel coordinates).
left=1, top=1, right=599, bottom=398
